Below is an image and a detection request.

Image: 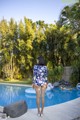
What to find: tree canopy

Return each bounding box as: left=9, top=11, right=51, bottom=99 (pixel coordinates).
left=0, top=1, right=80, bottom=81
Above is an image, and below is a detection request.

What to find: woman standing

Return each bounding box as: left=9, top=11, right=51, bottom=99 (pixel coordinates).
left=32, top=56, right=48, bottom=117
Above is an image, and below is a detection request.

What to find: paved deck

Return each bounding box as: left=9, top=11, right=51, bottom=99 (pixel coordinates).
left=0, top=97, right=80, bottom=120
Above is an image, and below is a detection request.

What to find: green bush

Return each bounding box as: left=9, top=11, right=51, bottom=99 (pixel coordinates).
left=48, top=65, right=64, bottom=83
left=70, top=67, right=79, bottom=87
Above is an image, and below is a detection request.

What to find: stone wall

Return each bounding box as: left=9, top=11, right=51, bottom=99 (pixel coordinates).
left=62, top=66, right=73, bottom=81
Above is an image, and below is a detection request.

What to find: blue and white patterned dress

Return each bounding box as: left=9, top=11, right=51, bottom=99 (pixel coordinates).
left=33, top=65, right=48, bottom=86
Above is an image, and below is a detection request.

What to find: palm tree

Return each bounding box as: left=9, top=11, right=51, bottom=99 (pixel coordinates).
left=58, top=1, right=80, bottom=83
left=58, top=2, right=80, bottom=33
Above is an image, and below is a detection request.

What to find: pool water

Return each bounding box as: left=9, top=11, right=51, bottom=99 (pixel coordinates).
left=0, top=84, right=80, bottom=109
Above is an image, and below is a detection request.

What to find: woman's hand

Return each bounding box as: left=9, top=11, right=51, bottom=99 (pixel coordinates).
left=32, top=84, right=34, bottom=89
left=46, top=83, right=48, bottom=88
left=45, top=83, right=48, bottom=88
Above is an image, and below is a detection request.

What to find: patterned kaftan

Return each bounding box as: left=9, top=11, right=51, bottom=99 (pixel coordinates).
left=33, top=65, right=48, bottom=86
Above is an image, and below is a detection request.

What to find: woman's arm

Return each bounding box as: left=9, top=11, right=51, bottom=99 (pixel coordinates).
left=32, top=65, right=37, bottom=88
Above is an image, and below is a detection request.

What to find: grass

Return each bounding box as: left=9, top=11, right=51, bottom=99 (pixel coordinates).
left=0, top=78, right=32, bottom=85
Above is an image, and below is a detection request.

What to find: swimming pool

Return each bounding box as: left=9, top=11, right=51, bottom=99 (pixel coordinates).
left=0, top=84, right=80, bottom=109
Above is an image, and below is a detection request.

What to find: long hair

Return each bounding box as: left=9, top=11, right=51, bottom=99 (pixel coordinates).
left=37, top=56, right=45, bottom=66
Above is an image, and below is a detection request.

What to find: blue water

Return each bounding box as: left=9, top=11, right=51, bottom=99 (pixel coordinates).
left=0, top=84, right=80, bottom=109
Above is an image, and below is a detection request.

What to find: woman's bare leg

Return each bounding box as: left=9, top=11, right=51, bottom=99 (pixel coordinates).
left=34, top=85, right=41, bottom=114
left=41, top=85, right=46, bottom=114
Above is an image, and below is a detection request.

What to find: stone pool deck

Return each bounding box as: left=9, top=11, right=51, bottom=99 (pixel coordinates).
left=0, top=97, right=80, bottom=120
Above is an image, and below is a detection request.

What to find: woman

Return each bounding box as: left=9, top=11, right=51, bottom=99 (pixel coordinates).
left=32, top=56, right=48, bottom=117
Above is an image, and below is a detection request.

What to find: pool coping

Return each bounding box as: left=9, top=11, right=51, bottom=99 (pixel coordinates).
left=0, top=97, right=80, bottom=120
left=0, top=82, right=31, bottom=87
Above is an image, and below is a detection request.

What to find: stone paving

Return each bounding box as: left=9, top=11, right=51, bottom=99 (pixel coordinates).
left=0, top=98, right=80, bottom=120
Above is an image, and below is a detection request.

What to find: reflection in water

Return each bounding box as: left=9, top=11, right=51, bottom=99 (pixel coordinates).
left=0, top=85, right=25, bottom=106
left=46, top=91, right=54, bottom=99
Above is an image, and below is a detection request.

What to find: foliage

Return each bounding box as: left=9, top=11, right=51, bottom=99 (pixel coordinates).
left=48, top=65, right=64, bottom=83
left=70, top=67, right=79, bottom=87
left=0, top=1, right=80, bottom=85
left=70, top=59, right=80, bottom=87
left=58, top=2, right=80, bottom=33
